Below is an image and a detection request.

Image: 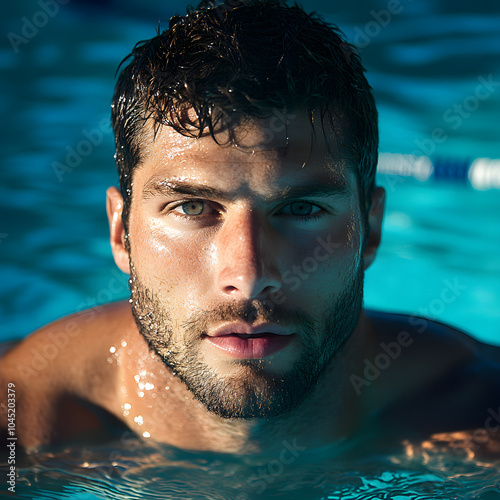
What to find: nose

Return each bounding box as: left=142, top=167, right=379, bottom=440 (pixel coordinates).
left=215, top=209, right=283, bottom=300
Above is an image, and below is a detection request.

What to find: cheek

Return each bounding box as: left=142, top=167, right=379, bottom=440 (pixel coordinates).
left=287, top=210, right=363, bottom=290
left=338, top=211, right=364, bottom=271
left=130, top=216, right=209, bottom=301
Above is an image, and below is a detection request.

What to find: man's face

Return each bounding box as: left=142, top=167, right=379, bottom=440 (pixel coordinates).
left=119, top=110, right=369, bottom=419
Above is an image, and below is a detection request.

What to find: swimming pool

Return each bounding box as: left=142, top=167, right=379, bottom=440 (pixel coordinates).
left=1, top=0, right=499, bottom=498
left=11, top=436, right=500, bottom=499
left=1, top=0, right=499, bottom=346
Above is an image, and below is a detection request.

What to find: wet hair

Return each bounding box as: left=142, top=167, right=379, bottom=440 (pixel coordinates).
left=111, top=0, right=378, bottom=230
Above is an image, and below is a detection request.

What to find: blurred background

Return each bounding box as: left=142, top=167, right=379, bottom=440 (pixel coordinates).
left=1, top=0, right=499, bottom=344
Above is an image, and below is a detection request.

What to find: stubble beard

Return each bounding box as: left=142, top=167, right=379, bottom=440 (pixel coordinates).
left=128, top=260, right=364, bottom=420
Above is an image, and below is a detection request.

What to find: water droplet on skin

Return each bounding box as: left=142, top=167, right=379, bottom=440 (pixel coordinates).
left=109, top=346, right=116, bottom=354
left=143, top=431, right=151, bottom=438
left=138, top=391, right=145, bottom=398
left=124, top=403, right=132, bottom=410
left=134, top=415, right=144, bottom=425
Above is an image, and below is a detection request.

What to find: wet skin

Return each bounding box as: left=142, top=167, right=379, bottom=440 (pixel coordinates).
left=1, top=112, right=499, bottom=457
left=116, top=110, right=373, bottom=424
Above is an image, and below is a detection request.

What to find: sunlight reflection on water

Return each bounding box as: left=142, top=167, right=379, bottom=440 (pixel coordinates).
left=12, top=436, right=500, bottom=499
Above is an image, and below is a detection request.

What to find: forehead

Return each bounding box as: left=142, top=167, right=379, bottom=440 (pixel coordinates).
left=135, top=109, right=357, bottom=194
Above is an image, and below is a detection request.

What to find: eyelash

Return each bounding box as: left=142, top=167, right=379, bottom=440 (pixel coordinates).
left=168, top=199, right=220, bottom=220
left=275, top=202, right=326, bottom=221
left=166, top=199, right=329, bottom=222
left=292, top=213, right=324, bottom=222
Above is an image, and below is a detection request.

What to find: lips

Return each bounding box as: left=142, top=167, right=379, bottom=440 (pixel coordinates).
left=209, top=322, right=292, bottom=338
left=205, top=322, right=294, bottom=359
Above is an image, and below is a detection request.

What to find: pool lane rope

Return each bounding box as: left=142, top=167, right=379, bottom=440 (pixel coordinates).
left=377, top=153, right=500, bottom=190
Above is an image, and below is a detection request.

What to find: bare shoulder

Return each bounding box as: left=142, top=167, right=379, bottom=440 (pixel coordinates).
left=0, top=301, right=133, bottom=448
left=364, top=309, right=500, bottom=437
left=366, top=308, right=500, bottom=364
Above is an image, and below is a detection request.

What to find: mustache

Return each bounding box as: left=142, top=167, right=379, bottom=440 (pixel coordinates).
left=180, top=299, right=317, bottom=336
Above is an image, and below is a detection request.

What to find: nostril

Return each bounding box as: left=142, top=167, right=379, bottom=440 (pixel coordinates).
left=219, top=273, right=283, bottom=301
left=215, top=216, right=283, bottom=299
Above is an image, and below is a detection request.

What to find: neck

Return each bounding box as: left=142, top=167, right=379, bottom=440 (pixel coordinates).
left=116, top=311, right=374, bottom=454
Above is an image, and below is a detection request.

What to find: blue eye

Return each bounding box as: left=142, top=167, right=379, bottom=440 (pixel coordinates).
left=289, top=202, right=316, bottom=216
left=169, top=200, right=220, bottom=221
left=178, top=201, right=205, bottom=216
left=277, top=202, right=324, bottom=220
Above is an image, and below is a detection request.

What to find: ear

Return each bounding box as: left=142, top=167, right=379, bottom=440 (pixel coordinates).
left=106, top=187, right=130, bottom=274
left=363, top=186, right=385, bottom=270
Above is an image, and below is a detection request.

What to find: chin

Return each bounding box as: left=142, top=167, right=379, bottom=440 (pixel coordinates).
left=166, top=352, right=319, bottom=420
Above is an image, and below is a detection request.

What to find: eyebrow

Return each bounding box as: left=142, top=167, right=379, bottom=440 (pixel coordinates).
left=142, top=179, right=350, bottom=202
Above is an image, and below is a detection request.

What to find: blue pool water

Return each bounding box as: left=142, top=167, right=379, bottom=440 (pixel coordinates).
left=1, top=0, right=500, bottom=498
left=11, top=436, right=500, bottom=499
left=1, top=0, right=499, bottom=346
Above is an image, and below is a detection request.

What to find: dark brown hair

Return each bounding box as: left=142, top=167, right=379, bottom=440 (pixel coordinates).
left=111, top=0, right=378, bottom=228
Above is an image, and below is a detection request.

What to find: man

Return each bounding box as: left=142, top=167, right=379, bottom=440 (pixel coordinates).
left=1, top=0, right=499, bottom=456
